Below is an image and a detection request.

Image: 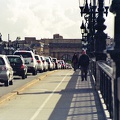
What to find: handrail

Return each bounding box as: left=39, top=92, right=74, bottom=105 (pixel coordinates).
left=97, top=61, right=113, bottom=77
left=89, top=59, right=113, bottom=118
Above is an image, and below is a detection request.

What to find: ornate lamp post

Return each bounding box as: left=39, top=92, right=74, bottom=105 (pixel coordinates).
left=79, top=0, right=96, bottom=53
left=80, top=21, right=88, bottom=51
left=79, top=0, right=109, bottom=58
left=94, top=0, right=109, bottom=61
left=108, top=0, right=120, bottom=119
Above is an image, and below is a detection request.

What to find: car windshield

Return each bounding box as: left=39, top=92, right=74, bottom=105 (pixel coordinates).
left=46, top=59, right=49, bottom=62
left=0, top=58, right=5, bottom=65
left=8, top=57, right=22, bottom=64
left=53, top=59, right=57, bottom=62
left=14, top=52, right=32, bottom=58
left=35, top=56, right=39, bottom=60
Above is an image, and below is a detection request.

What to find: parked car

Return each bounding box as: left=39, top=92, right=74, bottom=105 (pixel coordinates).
left=57, top=61, right=62, bottom=69
left=57, top=60, right=62, bottom=69
left=35, top=55, right=44, bottom=73
left=48, top=56, right=56, bottom=70
left=7, top=55, right=27, bottom=79
left=14, top=50, right=38, bottom=75
left=0, top=55, right=13, bottom=86
left=65, top=63, right=72, bottom=69
left=58, top=60, right=66, bottom=69
left=52, top=58, right=58, bottom=69
left=40, top=56, right=48, bottom=72
left=45, top=56, right=53, bottom=71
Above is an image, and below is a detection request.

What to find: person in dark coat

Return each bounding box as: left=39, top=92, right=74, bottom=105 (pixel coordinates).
left=78, top=50, right=90, bottom=81
left=72, top=53, right=78, bottom=71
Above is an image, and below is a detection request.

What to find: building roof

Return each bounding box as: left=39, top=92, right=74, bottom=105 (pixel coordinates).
left=49, top=43, right=81, bottom=48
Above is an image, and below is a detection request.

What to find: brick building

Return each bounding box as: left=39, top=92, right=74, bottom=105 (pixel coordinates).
left=41, top=34, right=82, bottom=61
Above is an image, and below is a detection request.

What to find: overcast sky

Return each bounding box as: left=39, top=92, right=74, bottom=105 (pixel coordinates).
left=0, top=0, right=114, bottom=41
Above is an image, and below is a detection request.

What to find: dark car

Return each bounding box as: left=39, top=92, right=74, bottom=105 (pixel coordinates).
left=7, top=55, right=28, bottom=79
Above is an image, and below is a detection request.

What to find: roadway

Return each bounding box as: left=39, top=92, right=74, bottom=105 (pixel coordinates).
left=0, top=69, right=107, bottom=120
left=0, top=71, right=54, bottom=96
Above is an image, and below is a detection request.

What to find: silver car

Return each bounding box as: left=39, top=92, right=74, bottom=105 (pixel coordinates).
left=35, top=55, right=44, bottom=73
left=14, top=50, right=38, bottom=75
left=45, top=56, right=53, bottom=71
left=0, top=55, right=13, bottom=86
left=40, top=56, right=48, bottom=72
left=48, top=56, right=56, bottom=70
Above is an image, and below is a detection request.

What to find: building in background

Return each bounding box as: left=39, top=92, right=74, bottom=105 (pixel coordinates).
left=41, top=34, right=82, bottom=61
left=0, top=34, right=82, bottom=62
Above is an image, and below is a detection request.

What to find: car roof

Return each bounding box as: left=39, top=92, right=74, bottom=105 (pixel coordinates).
left=53, top=58, right=57, bottom=60
left=35, top=54, right=39, bottom=56
left=0, top=54, right=6, bottom=57
left=7, top=55, right=21, bottom=57
left=14, top=50, right=34, bottom=53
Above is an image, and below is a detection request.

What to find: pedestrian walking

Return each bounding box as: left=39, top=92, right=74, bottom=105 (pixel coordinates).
left=72, top=53, right=78, bottom=71
left=78, top=50, right=90, bottom=81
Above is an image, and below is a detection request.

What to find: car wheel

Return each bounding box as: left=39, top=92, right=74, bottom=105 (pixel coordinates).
left=5, top=81, right=9, bottom=86
left=32, top=69, right=37, bottom=75
left=25, top=74, right=27, bottom=78
left=22, top=73, right=26, bottom=79
left=9, top=80, right=13, bottom=85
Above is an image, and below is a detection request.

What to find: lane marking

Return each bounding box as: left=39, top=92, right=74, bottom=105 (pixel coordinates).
left=0, top=71, right=55, bottom=104
left=29, top=71, right=71, bottom=120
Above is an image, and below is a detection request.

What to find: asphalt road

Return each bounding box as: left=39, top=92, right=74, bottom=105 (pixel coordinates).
left=0, top=69, right=73, bottom=120
left=0, top=71, right=55, bottom=97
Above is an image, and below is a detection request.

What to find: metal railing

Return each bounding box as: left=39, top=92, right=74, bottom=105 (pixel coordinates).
left=90, top=59, right=113, bottom=119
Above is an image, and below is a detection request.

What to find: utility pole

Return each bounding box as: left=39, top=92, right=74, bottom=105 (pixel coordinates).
left=8, top=34, right=10, bottom=55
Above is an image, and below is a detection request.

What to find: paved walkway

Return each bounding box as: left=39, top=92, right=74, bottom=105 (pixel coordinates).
left=0, top=69, right=109, bottom=120
left=61, top=69, right=107, bottom=120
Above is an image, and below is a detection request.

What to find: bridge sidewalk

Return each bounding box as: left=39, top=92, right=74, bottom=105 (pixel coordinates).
left=0, top=69, right=111, bottom=120
left=71, top=69, right=111, bottom=120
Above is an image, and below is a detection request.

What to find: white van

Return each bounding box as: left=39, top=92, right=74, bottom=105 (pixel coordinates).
left=14, top=50, right=37, bottom=75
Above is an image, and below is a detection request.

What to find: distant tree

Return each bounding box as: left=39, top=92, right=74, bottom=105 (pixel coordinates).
left=16, top=36, right=21, bottom=40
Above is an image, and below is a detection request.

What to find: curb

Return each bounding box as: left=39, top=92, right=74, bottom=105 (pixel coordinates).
left=0, top=70, right=56, bottom=105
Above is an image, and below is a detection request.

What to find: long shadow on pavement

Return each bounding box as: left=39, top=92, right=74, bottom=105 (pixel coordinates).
left=48, top=70, right=106, bottom=120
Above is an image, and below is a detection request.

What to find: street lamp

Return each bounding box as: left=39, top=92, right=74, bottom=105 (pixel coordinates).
left=83, top=29, right=88, bottom=51
left=80, top=21, right=86, bottom=35
left=94, top=0, right=109, bottom=61
left=79, top=0, right=96, bottom=52
left=108, top=0, right=120, bottom=119
left=80, top=21, right=88, bottom=50
left=79, top=0, right=109, bottom=57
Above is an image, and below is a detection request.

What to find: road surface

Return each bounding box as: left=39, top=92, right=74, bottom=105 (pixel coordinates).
left=0, top=69, right=106, bottom=120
